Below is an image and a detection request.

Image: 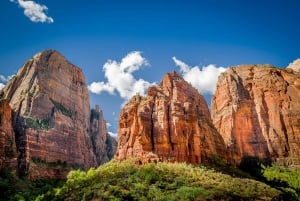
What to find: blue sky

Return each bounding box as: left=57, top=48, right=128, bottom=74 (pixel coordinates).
left=1, top=0, right=300, bottom=135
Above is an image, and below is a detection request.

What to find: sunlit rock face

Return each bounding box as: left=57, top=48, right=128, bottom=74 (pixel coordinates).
left=212, top=64, right=300, bottom=165
left=2, top=50, right=116, bottom=178
left=115, top=72, right=228, bottom=164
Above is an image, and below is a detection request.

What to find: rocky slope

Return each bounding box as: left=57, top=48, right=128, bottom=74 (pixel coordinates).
left=1, top=50, right=116, bottom=178
left=115, top=72, right=228, bottom=163
left=212, top=63, right=300, bottom=165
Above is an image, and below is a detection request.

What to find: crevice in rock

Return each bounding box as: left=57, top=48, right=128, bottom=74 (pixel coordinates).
left=167, top=105, right=174, bottom=151
left=150, top=99, right=155, bottom=152
left=279, top=111, right=289, bottom=156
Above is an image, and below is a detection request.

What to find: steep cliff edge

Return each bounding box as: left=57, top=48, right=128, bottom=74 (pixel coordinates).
left=212, top=63, right=300, bottom=165
left=115, top=72, right=228, bottom=164
left=1, top=50, right=116, bottom=178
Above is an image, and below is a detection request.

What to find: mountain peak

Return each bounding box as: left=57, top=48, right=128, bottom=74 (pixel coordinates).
left=115, top=71, right=228, bottom=164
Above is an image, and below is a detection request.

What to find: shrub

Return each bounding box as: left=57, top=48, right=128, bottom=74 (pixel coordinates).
left=33, top=160, right=281, bottom=200
left=24, top=115, right=51, bottom=131
left=50, top=99, right=73, bottom=118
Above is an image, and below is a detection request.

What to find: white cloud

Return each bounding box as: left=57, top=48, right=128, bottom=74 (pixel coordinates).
left=108, top=131, right=117, bottom=139
left=88, top=51, right=155, bottom=102
left=0, top=83, right=5, bottom=90
left=0, top=75, right=14, bottom=83
left=10, top=0, right=54, bottom=23
left=106, top=122, right=112, bottom=128
left=172, top=57, right=226, bottom=94
left=0, top=74, right=14, bottom=90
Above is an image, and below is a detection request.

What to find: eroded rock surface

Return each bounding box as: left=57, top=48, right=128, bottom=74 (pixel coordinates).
left=212, top=64, right=300, bottom=165
left=1, top=50, right=115, bottom=178
left=115, top=72, right=228, bottom=164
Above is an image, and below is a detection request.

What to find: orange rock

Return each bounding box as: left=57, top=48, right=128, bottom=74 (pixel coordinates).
left=115, top=72, right=228, bottom=164
left=212, top=64, right=300, bottom=165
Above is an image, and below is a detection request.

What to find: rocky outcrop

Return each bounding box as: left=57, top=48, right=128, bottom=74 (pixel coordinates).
left=115, top=72, right=228, bottom=164
left=1, top=50, right=115, bottom=178
left=90, top=105, right=117, bottom=164
left=0, top=99, right=17, bottom=171
left=212, top=64, right=300, bottom=165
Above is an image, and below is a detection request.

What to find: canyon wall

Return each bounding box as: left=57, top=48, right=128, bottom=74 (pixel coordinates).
left=1, top=50, right=116, bottom=178
left=115, top=72, right=228, bottom=164
left=212, top=63, right=300, bottom=165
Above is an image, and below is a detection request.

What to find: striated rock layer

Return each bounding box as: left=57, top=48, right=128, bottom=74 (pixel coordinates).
left=0, top=99, right=17, bottom=171
left=115, top=72, right=228, bottom=164
left=212, top=64, right=300, bottom=165
left=1, top=50, right=116, bottom=178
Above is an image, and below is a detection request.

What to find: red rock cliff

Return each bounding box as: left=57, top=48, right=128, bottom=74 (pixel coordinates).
left=212, top=63, right=300, bottom=165
left=115, top=72, right=228, bottom=163
left=1, top=50, right=115, bottom=178
left=0, top=99, right=17, bottom=171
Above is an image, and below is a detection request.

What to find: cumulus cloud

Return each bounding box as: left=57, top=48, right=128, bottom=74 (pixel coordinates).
left=172, top=57, right=226, bottom=94
left=108, top=131, right=117, bottom=139
left=106, top=122, right=112, bottom=128
left=0, top=74, right=14, bottom=90
left=10, top=0, right=54, bottom=23
left=88, top=51, right=155, bottom=101
left=0, top=75, right=14, bottom=83
left=0, top=83, right=5, bottom=90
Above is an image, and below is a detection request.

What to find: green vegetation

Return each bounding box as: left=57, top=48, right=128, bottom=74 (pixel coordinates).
left=50, top=99, right=73, bottom=118
left=34, top=160, right=280, bottom=201
left=30, top=157, right=84, bottom=170
left=25, top=88, right=35, bottom=99
left=2, top=159, right=300, bottom=200
left=263, top=164, right=300, bottom=198
left=24, top=115, right=51, bottom=131
left=0, top=169, right=64, bottom=201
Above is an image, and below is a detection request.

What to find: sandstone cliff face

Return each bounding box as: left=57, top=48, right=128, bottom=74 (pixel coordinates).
left=1, top=50, right=115, bottom=178
left=212, top=64, right=300, bottom=165
left=0, top=99, right=17, bottom=171
left=115, top=72, right=228, bottom=163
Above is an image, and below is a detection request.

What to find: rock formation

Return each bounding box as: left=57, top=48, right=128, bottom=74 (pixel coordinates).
left=90, top=105, right=117, bottom=164
left=1, top=50, right=116, bottom=178
left=115, top=72, right=228, bottom=164
left=0, top=99, right=17, bottom=171
left=212, top=63, right=300, bottom=165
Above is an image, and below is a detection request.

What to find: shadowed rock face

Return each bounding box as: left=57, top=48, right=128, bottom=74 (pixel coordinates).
left=115, top=72, right=228, bottom=164
left=0, top=99, right=17, bottom=171
left=90, top=105, right=117, bottom=165
left=212, top=64, right=300, bottom=165
left=1, top=50, right=116, bottom=178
